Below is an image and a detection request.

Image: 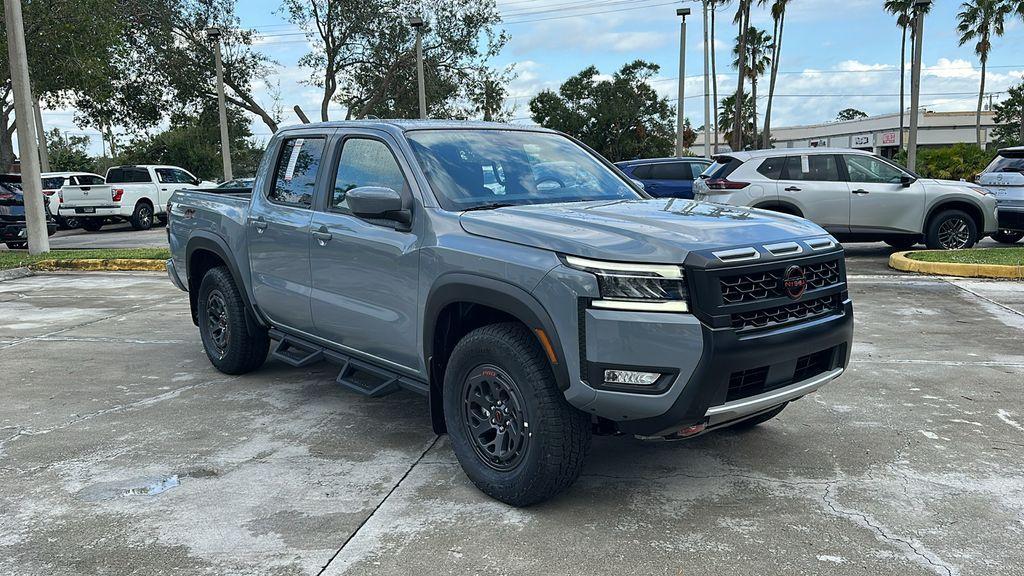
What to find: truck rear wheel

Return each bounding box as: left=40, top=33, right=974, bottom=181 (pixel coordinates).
left=130, top=202, right=154, bottom=231
left=443, top=322, right=590, bottom=507
left=197, top=266, right=269, bottom=375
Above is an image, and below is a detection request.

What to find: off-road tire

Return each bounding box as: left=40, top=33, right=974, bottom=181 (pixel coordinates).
left=992, top=230, right=1023, bottom=245
left=129, top=202, right=154, bottom=231
left=443, top=322, right=591, bottom=507
left=885, top=237, right=918, bottom=250
left=197, top=266, right=269, bottom=375
left=925, top=209, right=978, bottom=250
left=728, top=403, right=787, bottom=430
left=80, top=219, right=104, bottom=232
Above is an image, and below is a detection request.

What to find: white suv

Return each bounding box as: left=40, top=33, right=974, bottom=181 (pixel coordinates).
left=693, top=147, right=998, bottom=250
left=977, top=146, right=1024, bottom=244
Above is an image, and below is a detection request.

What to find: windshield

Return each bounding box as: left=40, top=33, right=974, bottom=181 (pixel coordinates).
left=405, top=129, right=640, bottom=210
left=985, top=152, right=1024, bottom=174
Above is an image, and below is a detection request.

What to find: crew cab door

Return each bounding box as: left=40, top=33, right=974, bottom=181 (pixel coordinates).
left=777, top=154, right=850, bottom=234
left=248, top=133, right=329, bottom=333
left=308, top=131, right=421, bottom=371
left=841, top=154, right=924, bottom=234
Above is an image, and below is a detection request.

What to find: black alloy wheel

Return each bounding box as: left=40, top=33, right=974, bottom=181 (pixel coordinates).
left=205, top=289, right=230, bottom=359
left=462, top=364, right=530, bottom=472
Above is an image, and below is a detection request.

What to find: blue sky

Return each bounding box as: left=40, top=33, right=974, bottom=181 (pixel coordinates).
left=40, top=0, right=1024, bottom=153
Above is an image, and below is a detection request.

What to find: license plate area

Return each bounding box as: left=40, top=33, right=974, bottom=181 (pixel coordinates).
left=77, top=207, right=96, bottom=214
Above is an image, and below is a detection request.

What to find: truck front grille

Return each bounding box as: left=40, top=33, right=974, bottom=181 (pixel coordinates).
left=720, top=259, right=840, bottom=304
left=731, top=295, right=841, bottom=331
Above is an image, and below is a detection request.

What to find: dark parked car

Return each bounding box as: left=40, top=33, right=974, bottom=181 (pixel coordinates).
left=616, top=157, right=712, bottom=199
left=0, top=174, right=58, bottom=249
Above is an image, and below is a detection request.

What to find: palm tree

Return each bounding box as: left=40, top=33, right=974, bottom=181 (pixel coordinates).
left=708, top=0, right=730, bottom=152
left=730, top=0, right=753, bottom=151
left=957, top=0, right=1012, bottom=146
left=759, top=0, right=791, bottom=149
left=719, top=91, right=756, bottom=144
left=733, top=26, right=772, bottom=148
left=884, top=0, right=913, bottom=150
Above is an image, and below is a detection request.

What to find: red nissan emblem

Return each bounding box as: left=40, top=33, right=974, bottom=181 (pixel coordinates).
left=782, top=265, right=807, bottom=299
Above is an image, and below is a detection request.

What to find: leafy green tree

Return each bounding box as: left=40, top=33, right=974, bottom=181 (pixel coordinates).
left=992, top=80, right=1024, bottom=145
left=894, top=144, right=996, bottom=180
left=957, top=0, right=1012, bottom=146
left=529, top=61, right=675, bottom=161
left=44, top=129, right=95, bottom=173
left=732, top=26, right=771, bottom=147
left=836, top=108, right=868, bottom=121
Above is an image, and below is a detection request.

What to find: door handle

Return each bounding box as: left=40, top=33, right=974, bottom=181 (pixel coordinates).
left=252, top=218, right=268, bottom=233
left=312, top=227, right=332, bottom=246
left=784, top=186, right=801, bottom=192
left=851, top=189, right=870, bottom=195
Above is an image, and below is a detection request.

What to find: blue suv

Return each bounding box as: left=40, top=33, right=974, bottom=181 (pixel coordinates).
left=616, top=157, right=712, bottom=199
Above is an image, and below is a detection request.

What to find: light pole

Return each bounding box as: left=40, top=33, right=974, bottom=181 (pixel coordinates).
left=207, top=27, right=233, bottom=182
left=409, top=16, right=427, bottom=120
left=701, top=1, right=711, bottom=158
left=675, top=8, right=691, bottom=157
left=4, top=0, right=48, bottom=254
left=906, top=0, right=930, bottom=172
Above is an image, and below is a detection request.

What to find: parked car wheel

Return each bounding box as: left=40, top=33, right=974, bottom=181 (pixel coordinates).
left=991, top=230, right=1024, bottom=245
left=925, top=209, right=978, bottom=250
left=80, top=219, right=104, bottom=232
left=197, top=266, right=269, bottom=375
left=129, top=202, right=154, bottom=231
left=443, top=322, right=591, bottom=507
left=727, top=403, right=787, bottom=430
left=884, top=237, right=918, bottom=251
left=5, top=242, right=27, bottom=250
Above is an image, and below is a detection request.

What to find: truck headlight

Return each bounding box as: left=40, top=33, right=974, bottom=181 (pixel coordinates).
left=564, top=255, right=689, bottom=312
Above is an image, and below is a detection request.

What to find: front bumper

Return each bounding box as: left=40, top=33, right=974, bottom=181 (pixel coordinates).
left=1, top=221, right=58, bottom=241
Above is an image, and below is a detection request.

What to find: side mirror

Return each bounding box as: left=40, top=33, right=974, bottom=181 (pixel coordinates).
left=900, top=175, right=916, bottom=187
left=631, top=178, right=646, bottom=190
left=347, top=186, right=411, bottom=227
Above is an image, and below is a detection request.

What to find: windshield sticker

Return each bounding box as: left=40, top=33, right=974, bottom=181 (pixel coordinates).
left=284, top=139, right=304, bottom=181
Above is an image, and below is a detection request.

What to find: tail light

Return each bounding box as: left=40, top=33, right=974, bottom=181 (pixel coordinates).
left=42, top=189, right=56, bottom=197
left=705, top=178, right=749, bottom=190
left=112, top=188, right=125, bottom=202
left=0, top=191, right=13, bottom=201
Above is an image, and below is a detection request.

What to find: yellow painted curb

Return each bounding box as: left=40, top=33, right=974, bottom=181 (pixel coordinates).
left=889, top=251, right=1024, bottom=279
left=30, top=259, right=167, bottom=272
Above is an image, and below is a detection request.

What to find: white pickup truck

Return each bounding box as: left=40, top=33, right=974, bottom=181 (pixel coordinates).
left=57, top=165, right=216, bottom=231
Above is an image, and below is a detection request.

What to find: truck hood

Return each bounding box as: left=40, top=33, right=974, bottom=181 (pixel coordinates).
left=459, top=199, right=830, bottom=263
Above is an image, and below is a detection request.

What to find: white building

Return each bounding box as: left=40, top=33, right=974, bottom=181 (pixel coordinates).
left=693, top=109, right=998, bottom=158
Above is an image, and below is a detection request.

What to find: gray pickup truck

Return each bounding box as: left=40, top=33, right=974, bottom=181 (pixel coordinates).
left=167, top=121, right=854, bottom=506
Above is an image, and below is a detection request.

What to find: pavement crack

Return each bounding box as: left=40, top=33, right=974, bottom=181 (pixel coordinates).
left=316, top=434, right=441, bottom=576
left=822, top=482, right=957, bottom=576
left=0, top=301, right=167, bottom=351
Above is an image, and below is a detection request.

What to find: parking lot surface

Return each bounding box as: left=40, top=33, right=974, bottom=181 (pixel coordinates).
left=1, top=265, right=1022, bottom=575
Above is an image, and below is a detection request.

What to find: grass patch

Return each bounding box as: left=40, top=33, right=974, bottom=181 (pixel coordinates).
left=906, top=247, right=1024, bottom=266
left=0, top=248, right=170, bottom=270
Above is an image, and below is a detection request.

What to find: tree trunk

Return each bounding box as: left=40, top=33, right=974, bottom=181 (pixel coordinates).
left=731, top=3, right=749, bottom=151
left=976, top=56, right=986, bottom=148
left=762, top=10, right=783, bottom=150
left=751, top=78, right=757, bottom=148
left=898, top=24, right=907, bottom=150
left=0, top=116, right=14, bottom=172
left=710, top=4, right=719, bottom=153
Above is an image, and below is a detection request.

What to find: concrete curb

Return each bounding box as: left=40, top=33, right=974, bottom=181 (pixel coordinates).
left=29, top=259, right=167, bottom=272
left=0, top=266, right=33, bottom=282
left=889, top=251, right=1024, bottom=279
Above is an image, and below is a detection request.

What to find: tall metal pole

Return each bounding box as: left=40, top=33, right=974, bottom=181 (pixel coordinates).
left=4, top=0, right=49, bottom=254
left=409, top=17, right=427, bottom=119
left=208, top=27, right=233, bottom=182
left=33, top=98, right=50, bottom=172
left=675, top=8, right=690, bottom=157
left=701, top=1, right=711, bottom=159
left=906, top=0, right=930, bottom=172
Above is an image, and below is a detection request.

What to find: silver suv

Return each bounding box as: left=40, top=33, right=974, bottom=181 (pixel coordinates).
left=693, top=147, right=998, bottom=250
left=978, top=146, right=1024, bottom=244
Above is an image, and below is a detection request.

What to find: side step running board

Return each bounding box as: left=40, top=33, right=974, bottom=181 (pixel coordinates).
left=268, top=329, right=428, bottom=398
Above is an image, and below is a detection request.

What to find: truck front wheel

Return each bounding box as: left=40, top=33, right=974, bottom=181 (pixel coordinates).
left=443, top=322, right=590, bottom=507
left=197, top=266, right=269, bottom=375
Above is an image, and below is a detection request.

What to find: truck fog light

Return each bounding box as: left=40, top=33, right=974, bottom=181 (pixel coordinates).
left=604, top=369, right=660, bottom=386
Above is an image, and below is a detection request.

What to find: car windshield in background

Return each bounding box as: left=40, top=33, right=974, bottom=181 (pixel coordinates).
left=405, top=129, right=640, bottom=211
left=985, top=153, right=1024, bottom=174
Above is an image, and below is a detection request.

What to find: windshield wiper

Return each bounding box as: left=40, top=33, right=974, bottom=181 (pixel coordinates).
left=461, top=202, right=517, bottom=212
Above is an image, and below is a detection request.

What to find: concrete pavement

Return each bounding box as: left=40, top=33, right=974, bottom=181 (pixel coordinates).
left=0, top=269, right=1022, bottom=575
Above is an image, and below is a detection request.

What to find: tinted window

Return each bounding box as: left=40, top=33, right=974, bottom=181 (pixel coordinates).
left=406, top=130, right=638, bottom=211
left=332, top=138, right=407, bottom=212
left=844, top=155, right=907, bottom=184
left=783, top=155, right=841, bottom=181
left=649, top=162, right=693, bottom=180
left=704, top=157, right=741, bottom=179
left=173, top=169, right=197, bottom=184
left=41, top=177, right=64, bottom=189
left=985, top=152, right=1024, bottom=174
left=107, top=167, right=152, bottom=183
left=269, top=137, right=325, bottom=207
left=155, top=169, right=176, bottom=183
left=756, top=157, right=785, bottom=180
left=77, top=175, right=104, bottom=185
left=631, top=164, right=653, bottom=179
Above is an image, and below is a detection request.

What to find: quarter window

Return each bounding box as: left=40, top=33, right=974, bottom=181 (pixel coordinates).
left=331, top=138, right=407, bottom=212
left=756, top=157, right=785, bottom=180
left=844, top=155, right=907, bottom=184
left=783, top=155, right=841, bottom=182
left=269, top=137, right=326, bottom=208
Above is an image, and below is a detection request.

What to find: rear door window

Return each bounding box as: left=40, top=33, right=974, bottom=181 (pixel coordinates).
left=41, top=177, right=64, bottom=189
left=269, top=137, right=326, bottom=208
left=783, top=155, right=842, bottom=182
left=649, top=162, right=693, bottom=180
left=77, top=175, right=105, bottom=185
left=630, top=164, right=653, bottom=179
